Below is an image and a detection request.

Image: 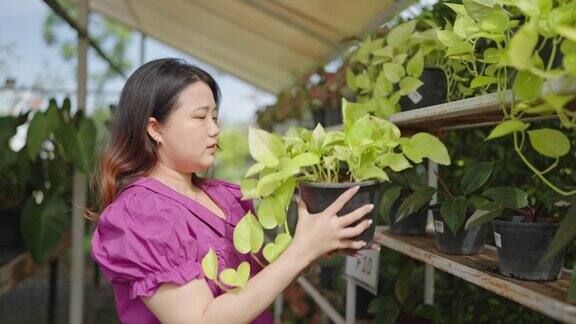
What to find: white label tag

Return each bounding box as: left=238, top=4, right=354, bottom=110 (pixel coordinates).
left=345, top=250, right=380, bottom=295
left=434, top=220, right=444, bottom=233
left=494, top=232, right=502, bottom=248
left=408, top=90, right=423, bottom=104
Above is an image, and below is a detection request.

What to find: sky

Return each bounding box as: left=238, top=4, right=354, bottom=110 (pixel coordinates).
left=0, top=0, right=276, bottom=125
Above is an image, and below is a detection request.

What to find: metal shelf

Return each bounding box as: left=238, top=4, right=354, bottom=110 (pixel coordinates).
left=375, top=226, right=576, bottom=323
left=325, top=77, right=576, bottom=132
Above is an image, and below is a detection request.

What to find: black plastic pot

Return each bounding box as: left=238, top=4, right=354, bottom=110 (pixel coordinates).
left=432, top=210, right=488, bottom=255
left=311, top=110, right=325, bottom=127
left=324, top=107, right=342, bottom=127
left=399, top=67, right=447, bottom=111
left=388, top=193, right=427, bottom=236
left=491, top=217, right=565, bottom=281
left=299, top=180, right=384, bottom=246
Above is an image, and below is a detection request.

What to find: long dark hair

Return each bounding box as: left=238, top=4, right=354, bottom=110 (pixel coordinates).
left=88, top=58, right=221, bottom=219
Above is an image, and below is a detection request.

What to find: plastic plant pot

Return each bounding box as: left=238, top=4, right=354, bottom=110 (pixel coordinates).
left=388, top=193, right=427, bottom=236
left=491, top=217, right=565, bottom=281
left=432, top=210, right=488, bottom=255
left=299, top=180, right=384, bottom=247
left=399, top=67, right=447, bottom=111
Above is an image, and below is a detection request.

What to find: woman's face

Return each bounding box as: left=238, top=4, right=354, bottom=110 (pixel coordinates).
left=151, top=81, right=220, bottom=174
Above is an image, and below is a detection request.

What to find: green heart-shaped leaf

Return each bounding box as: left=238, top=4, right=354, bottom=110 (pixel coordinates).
left=527, top=128, right=570, bottom=158
left=248, top=127, right=279, bottom=168
left=263, top=233, right=293, bottom=263
left=233, top=212, right=264, bottom=253
left=460, top=162, right=493, bottom=195
left=257, top=196, right=285, bottom=229
left=486, top=120, right=529, bottom=140
left=482, top=187, right=529, bottom=209
left=219, top=261, right=250, bottom=288
left=440, top=196, right=468, bottom=234
left=201, top=248, right=219, bottom=280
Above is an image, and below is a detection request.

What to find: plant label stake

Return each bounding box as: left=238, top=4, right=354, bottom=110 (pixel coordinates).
left=345, top=250, right=380, bottom=295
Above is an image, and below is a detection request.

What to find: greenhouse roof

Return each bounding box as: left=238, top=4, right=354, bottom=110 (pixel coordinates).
left=90, top=0, right=406, bottom=93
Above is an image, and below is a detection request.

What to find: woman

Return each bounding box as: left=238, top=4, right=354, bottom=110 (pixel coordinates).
left=90, top=58, right=378, bottom=324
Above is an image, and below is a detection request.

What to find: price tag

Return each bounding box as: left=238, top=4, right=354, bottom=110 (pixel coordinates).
left=345, top=249, right=380, bottom=295
left=408, top=90, right=423, bottom=104
left=494, top=232, right=502, bottom=248
left=434, top=220, right=444, bottom=233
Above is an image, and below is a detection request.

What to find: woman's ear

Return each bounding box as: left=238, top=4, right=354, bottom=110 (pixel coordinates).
left=147, top=117, right=163, bottom=145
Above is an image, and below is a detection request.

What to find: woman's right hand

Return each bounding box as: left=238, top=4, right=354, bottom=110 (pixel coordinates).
left=288, top=185, right=375, bottom=266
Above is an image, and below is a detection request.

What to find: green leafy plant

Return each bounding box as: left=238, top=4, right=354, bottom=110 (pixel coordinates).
left=201, top=109, right=450, bottom=290
left=345, top=18, right=447, bottom=117
left=397, top=162, right=531, bottom=234
left=0, top=98, right=99, bottom=263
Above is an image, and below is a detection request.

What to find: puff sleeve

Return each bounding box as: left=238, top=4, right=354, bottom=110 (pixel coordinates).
left=91, top=188, right=205, bottom=299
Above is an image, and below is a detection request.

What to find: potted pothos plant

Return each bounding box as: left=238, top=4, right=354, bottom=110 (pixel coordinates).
left=201, top=101, right=451, bottom=290
left=396, top=162, right=529, bottom=255
left=345, top=17, right=451, bottom=115
left=380, top=165, right=429, bottom=236
left=464, top=188, right=567, bottom=281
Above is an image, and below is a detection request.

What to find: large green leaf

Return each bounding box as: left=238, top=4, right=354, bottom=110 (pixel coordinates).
left=460, top=162, right=493, bottom=195
left=240, top=178, right=259, bottom=200
left=382, top=62, right=406, bottom=83
left=274, top=177, right=295, bottom=211
left=396, top=186, right=436, bottom=222
left=399, top=77, right=424, bottom=96
left=513, top=71, right=543, bottom=101
left=248, top=127, right=279, bottom=168
left=401, top=133, right=451, bottom=166
left=479, top=9, right=509, bottom=34
left=380, top=186, right=402, bottom=222
left=387, top=20, right=417, bottom=48
left=233, top=212, right=264, bottom=253
left=263, top=233, right=292, bottom=263
left=21, top=196, right=67, bottom=263
left=464, top=204, right=504, bottom=230
left=507, top=19, right=538, bottom=70
left=201, top=248, right=219, bottom=280
left=486, top=120, right=529, bottom=140
left=374, top=70, right=393, bottom=97
left=406, top=50, right=424, bottom=77
left=482, top=187, right=529, bottom=209
left=257, top=196, right=285, bottom=230
left=378, top=153, right=412, bottom=172
left=27, top=102, right=59, bottom=160
left=244, top=162, right=266, bottom=178
left=219, top=261, right=250, bottom=288
left=358, top=165, right=389, bottom=181
left=527, top=128, right=570, bottom=158
left=440, top=196, right=468, bottom=234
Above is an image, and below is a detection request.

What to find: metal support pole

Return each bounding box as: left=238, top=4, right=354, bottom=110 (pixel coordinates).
left=424, top=161, right=438, bottom=305
left=140, top=32, right=146, bottom=66
left=48, top=259, right=59, bottom=324
left=69, top=0, right=88, bottom=322
left=345, top=276, right=356, bottom=324
left=273, top=294, right=283, bottom=324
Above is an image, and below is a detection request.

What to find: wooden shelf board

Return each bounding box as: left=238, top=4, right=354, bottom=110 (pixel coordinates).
left=375, top=227, right=576, bottom=323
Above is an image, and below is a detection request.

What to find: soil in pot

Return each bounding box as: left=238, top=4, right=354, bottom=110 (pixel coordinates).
left=299, top=180, right=384, bottom=247
left=388, top=191, right=427, bottom=236
left=432, top=210, right=488, bottom=255
left=399, top=67, right=447, bottom=111
left=491, top=217, right=565, bottom=281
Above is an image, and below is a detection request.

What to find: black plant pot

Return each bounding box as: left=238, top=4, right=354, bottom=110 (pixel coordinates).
left=491, top=218, right=565, bottom=281
left=311, top=110, right=325, bottom=127
left=432, top=210, right=488, bottom=255
left=388, top=193, right=427, bottom=236
left=399, top=67, right=447, bottom=111
left=324, top=108, right=343, bottom=127
left=318, top=263, right=338, bottom=289
left=299, top=180, right=384, bottom=246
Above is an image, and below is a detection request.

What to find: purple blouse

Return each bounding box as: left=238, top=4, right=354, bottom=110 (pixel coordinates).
left=91, top=177, right=273, bottom=324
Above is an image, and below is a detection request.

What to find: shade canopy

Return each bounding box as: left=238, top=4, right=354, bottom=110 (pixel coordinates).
left=90, top=0, right=407, bottom=93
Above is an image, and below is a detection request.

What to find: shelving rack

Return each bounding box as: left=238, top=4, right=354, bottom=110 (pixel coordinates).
left=296, top=81, right=576, bottom=324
